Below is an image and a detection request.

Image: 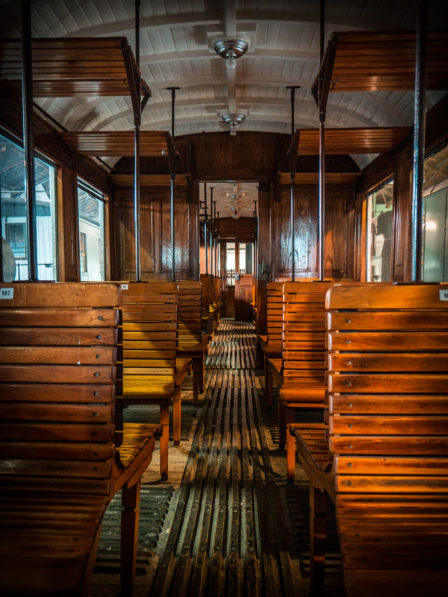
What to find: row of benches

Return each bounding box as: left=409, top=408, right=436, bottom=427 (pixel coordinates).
left=200, top=274, right=222, bottom=335
left=0, top=279, right=209, bottom=596
left=258, top=280, right=448, bottom=596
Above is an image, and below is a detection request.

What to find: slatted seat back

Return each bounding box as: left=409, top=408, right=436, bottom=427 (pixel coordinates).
left=120, top=282, right=178, bottom=399
left=326, top=283, right=448, bottom=590
left=177, top=281, right=202, bottom=350
left=266, top=282, right=284, bottom=346
left=282, top=281, right=333, bottom=387
left=0, top=282, right=120, bottom=497
left=200, top=273, right=211, bottom=317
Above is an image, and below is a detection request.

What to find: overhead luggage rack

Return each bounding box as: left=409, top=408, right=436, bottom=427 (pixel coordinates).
left=61, top=130, right=177, bottom=159
left=291, top=127, right=410, bottom=156
left=0, top=37, right=151, bottom=106
left=312, top=30, right=448, bottom=111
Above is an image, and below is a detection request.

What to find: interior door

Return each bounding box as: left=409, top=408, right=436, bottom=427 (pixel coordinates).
left=235, top=274, right=253, bottom=320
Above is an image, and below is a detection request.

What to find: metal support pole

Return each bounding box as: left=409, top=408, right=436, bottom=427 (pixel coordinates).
left=167, top=87, right=179, bottom=282
left=411, top=0, right=427, bottom=282
left=216, top=212, right=220, bottom=277
left=134, top=0, right=142, bottom=281
left=213, top=200, right=217, bottom=275
left=204, top=183, right=208, bottom=275
left=170, top=174, right=175, bottom=281
left=166, top=87, right=180, bottom=139
left=21, top=0, right=37, bottom=281
left=196, top=184, right=200, bottom=280
left=287, top=86, right=300, bottom=282
left=318, top=0, right=326, bottom=281
left=209, top=188, right=214, bottom=276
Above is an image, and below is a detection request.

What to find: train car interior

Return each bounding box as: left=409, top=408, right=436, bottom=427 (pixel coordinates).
left=0, top=1, right=448, bottom=595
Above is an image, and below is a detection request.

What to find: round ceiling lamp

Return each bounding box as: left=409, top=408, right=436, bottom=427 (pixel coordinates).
left=221, top=112, right=246, bottom=136
left=214, top=38, right=249, bottom=70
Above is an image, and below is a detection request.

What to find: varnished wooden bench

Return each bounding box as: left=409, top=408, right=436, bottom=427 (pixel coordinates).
left=289, top=283, right=448, bottom=596
left=278, top=282, right=332, bottom=455
left=258, top=282, right=283, bottom=404
left=120, top=282, right=191, bottom=481
left=0, top=282, right=161, bottom=596
left=177, top=281, right=207, bottom=405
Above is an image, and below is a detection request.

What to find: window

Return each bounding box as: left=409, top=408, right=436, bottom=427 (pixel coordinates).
left=226, top=242, right=236, bottom=285
left=366, top=179, right=394, bottom=282
left=239, top=243, right=253, bottom=275
left=77, top=181, right=105, bottom=281
left=422, top=142, right=448, bottom=282
left=1, top=132, right=58, bottom=281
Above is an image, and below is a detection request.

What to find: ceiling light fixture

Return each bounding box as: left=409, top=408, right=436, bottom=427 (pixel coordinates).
left=221, top=112, right=246, bottom=135
left=214, top=38, right=249, bottom=70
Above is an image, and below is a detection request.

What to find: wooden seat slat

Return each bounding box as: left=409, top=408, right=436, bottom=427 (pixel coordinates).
left=329, top=394, right=448, bottom=414
left=0, top=328, right=118, bottom=345
left=0, top=402, right=112, bottom=422
left=0, top=309, right=119, bottom=327
left=0, top=383, right=115, bottom=402
left=0, top=441, right=115, bottom=460
left=0, top=346, right=116, bottom=363
left=329, top=373, right=448, bottom=393
left=328, top=330, right=448, bottom=350
left=0, top=364, right=117, bottom=383
left=329, top=352, right=448, bottom=370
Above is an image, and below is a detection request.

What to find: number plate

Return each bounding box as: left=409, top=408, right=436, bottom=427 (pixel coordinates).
left=439, top=289, right=448, bottom=302
left=121, top=284, right=129, bottom=290
left=0, top=288, right=14, bottom=299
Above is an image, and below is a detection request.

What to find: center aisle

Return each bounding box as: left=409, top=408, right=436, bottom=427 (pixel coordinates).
left=149, top=320, right=304, bottom=596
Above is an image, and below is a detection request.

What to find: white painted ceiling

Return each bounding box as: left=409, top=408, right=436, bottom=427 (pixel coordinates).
left=1, top=0, right=447, bottom=217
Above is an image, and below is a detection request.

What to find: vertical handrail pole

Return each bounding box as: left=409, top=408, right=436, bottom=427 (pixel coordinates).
left=287, top=86, right=299, bottom=282
left=167, top=87, right=179, bottom=282
left=411, top=0, right=427, bottom=281
left=209, top=187, right=214, bottom=277
left=216, top=212, right=220, bottom=277
left=318, top=0, right=326, bottom=281
left=204, top=182, right=208, bottom=275
left=21, top=0, right=37, bottom=281
left=214, top=203, right=217, bottom=276
left=134, top=0, right=142, bottom=281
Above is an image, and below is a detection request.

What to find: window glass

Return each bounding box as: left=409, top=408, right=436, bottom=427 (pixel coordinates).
left=366, top=179, right=394, bottom=282
left=422, top=143, right=448, bottom=281
left=77, top=182, right=105, bottom=281
left=0, top=133, right=57, bottom=281
left=239, top=243, right=246, bottom=274
left=226, top=242, right=235, bottom=285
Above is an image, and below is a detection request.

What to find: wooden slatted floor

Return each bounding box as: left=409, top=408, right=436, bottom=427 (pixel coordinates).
left=149, top=320, right=303, bottom=596
left=92, top=319, right=344, bottom=596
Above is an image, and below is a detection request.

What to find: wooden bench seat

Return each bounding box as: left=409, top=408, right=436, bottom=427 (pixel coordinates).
left=120, top=282, right=190, bottom=481
left=278, top=282, right=332, bottom=453
left=0, top=282, right=160, bottom=596
left=177, top=280, right=207, bottom=405
left=289, top=282, right=448, bottom=597
left=258, top=282, right=283, bottom=402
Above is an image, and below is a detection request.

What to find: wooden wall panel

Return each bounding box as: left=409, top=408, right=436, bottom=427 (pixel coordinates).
left=393, top=145, right=412, bottom=282
left=272, top=183, right=355, bottom=280
left=114, top=185, right=196, bottom=281
left=160, top=186, right=191, bottom=277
